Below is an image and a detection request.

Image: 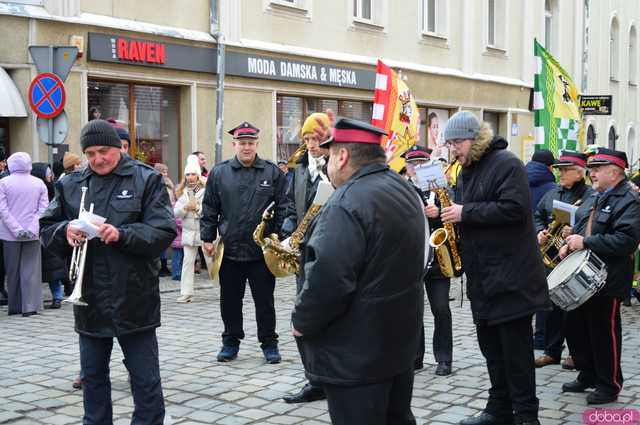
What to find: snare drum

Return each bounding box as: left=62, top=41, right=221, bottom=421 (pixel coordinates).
left=547, top=250, right=607, bottom=311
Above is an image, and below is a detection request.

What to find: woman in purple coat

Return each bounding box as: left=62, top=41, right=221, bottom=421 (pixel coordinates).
left=0, top=152, right=49, bottom=316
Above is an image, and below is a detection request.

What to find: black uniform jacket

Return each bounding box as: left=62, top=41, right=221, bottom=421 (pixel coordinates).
left=455, top=137, right=550, bottom=325
left=534, top=179, right=593, bottom=233
left=200, top=155, right=289, bottom=262
left=292, top=162, right=425, bottom=386
left=40, top=156, right=176, bottom=338
left=574, top=180, right=640, bottom=298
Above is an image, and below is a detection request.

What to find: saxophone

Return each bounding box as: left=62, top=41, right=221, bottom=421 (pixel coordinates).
left=540, top=199, right=583, bottom=268
left=253, top=181, right=332, bottom=277
left=428, top=188, right=463, bottom=278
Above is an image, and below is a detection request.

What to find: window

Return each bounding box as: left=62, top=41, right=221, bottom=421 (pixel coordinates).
left=88, top=80, right=182, bottom=179
left=586, top=124, right=596, bottom=145
left=610, top=17, right=620, bottom=81
left=630, top=25, right=637, bottom=85
left=486, top=0, right=506, bottom=50
left=483, top=111, right=501, bottom=135
left=608, top=125, right=617, bottom=149
left=422, top=0, right=448, bottom=38
left=276, top=95, right=372, bottom=160
left=627, top=127, right=636, bottom=168
left=353, top=0, right=372, bottom=20
left=544, top=0, right=558, bottom=53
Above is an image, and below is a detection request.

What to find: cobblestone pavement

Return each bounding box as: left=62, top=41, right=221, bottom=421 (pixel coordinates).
left=0, top=276, right=639, bottom=425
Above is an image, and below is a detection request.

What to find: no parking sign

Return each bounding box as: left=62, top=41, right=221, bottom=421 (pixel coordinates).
left=28, top=72, right=66, bottom=119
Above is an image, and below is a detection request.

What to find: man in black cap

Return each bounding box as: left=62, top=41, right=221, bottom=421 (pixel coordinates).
left=40, top=119, right=177, bottom=424
left=560, top=147, right=640, bottom=404
left=201, top=121, right=289, bottom=364
left=403, top=149, right=454, bottom=376
left=533, top=150, right=593, bottom=370
left=291, top=117, right=425, bottom=425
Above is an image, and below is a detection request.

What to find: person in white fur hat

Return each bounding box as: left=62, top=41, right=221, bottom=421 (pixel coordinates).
left=174, top=155, right=206, bottom=303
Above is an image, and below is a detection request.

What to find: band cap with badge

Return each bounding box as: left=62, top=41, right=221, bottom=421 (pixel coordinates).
left=553, top=150, right=588, bottom=168
left=586, top=147, right=628, bottom=169
left=319, top=117, right=387, bottom=147
left=228, top=121, right=260, bottom=140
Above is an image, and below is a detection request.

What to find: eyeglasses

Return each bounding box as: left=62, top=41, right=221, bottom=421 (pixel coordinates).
left=445, top=139, right=467, bottom=147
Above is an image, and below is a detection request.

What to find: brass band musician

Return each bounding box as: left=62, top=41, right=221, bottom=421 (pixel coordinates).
left=533, top=150, right=592, bottom=370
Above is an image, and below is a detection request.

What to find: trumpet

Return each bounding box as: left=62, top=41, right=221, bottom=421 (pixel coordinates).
left=66, top=187, right=93, bottom=306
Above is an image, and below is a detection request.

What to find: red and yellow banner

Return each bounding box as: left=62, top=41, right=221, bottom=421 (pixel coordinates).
left=372, top=59, right=420, bottom=171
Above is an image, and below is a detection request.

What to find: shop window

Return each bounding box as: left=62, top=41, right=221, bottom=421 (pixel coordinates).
left=276, top=95, right=372, bottom=161
left=422, top=0, right=448, bottom=38
left=608, top=125, right=617, bottom=149
left=483, top=111, right=501, bottom=135
left=88, top=80, right=181, bottom=180
left=487, top=0, right=506, bottom=51
left=586, top=124, right=596, bottom=145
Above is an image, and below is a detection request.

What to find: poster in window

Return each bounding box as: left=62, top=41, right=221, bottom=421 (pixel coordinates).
left=426, top=108, right=449, bottom=159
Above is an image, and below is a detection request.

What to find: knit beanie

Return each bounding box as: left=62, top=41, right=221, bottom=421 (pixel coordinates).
left=63, top=152, right=81, bottom=171
left=184, top=154, right=201, bottom=176
left=443, top=111, right=481, bottom=141
left=300, top=113, right=330, bottom=137
left=80, top=120, right=122, bottom=152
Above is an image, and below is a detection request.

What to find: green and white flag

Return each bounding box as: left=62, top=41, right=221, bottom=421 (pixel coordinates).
left=533, top=39, right=583, bottom=155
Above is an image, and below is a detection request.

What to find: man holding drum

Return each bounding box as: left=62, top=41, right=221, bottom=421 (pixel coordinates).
left=560, top=147, right=640, bottom=404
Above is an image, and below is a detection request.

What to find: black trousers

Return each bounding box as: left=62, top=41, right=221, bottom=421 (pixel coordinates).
left=543, top=302, right=568, bottom=359
left=219, top=257, right=278, bottom=348
left=566, top=296, right=623, bottom=395
left=476, top=315, right=538, bottom=423
left=80, top=329, right=164, bottom=425
left=324, top=369, right=416, bottom=425
left=417, top=276, right=452, bottom=364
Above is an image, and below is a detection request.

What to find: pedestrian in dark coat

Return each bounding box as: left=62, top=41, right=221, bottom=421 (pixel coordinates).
left=440, top=111, right=548, bottom=425
left=292, top=118, right=425, bottom=425
left=31, top=162, right=67, bottom=309
left=201, top=121, right=290, bottom=364
left=526, top=149, right=557, bottom=212
left=40, top=120, right=176, bottom=425
left=562, top=148, right=640, bottom=404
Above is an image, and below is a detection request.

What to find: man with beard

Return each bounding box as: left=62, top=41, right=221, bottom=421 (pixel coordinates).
left=561, top=147, right=640, bottom=404
left=282, top=112, right=331, bottom=404
left=292, top=117, right=425, bottom=425
left=534, top=150, right=592, bottom=370
left=440, top=111, right=548, bottom=425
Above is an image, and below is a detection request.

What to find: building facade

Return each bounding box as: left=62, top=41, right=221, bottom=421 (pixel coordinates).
left=1, top=0, right=574, bottom=176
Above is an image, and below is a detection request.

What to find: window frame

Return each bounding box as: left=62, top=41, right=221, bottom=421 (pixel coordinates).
left=485, top=0, right=507, bottom=53
left=353, top=0, right=374, bottom=22
left=421, top=0, right=448, bottom=40
left=268, top=0, right=308, bottom=12
left=610, top=16, right=620, bottom=82
left=629, top=24, right=637, bottom=86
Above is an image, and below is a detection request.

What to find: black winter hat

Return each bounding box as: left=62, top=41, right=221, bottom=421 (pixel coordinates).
left=80, top=119, right=122, bottom=152
left=531, top=149, right=556, bottom=167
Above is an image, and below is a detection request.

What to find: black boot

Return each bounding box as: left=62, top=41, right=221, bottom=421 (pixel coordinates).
left=460, top=412, right=514, bottom=425
left=159, top=259, right=171, bottom=277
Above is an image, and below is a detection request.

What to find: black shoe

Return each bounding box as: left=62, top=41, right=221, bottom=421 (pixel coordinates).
left=282, top=383, right=326, bottom=403
left=49, top=300, right=61, bottom=309
left=562, top=379, right=594, bottom=393
left=216, top=345, right=239, bottom=362
left=159, top=267, right=171, bottom=277
left=586, top=390, right=618, bottom=404
left=622, top=297, right=632, bottom=307
left=414, top=360, right=424, bottom=370
left=515, top=421, right=540, bottom=425
left=460, top=412, right=514, bottom=425
left=22, top=312, right=37, bottom=317
left=435, top=361, right=452, bottom=376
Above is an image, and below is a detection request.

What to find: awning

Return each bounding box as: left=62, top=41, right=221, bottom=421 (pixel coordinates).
left=0, top=67, right=27, bottom=117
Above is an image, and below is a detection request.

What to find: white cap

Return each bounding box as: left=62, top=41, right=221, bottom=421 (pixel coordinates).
left=184, top=154, right=201, bottom=176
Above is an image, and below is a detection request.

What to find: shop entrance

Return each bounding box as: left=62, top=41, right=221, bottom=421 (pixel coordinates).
left=88, top=80, right=181, bottom=180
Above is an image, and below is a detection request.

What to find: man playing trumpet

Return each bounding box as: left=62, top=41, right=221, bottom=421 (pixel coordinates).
left=40, top=120, right=177, bottom=424
left=533, top=151, right=592, bottom=370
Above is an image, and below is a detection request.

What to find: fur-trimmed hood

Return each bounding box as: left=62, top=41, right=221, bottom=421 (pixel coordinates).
left=467, top=123, right=506, bottom=164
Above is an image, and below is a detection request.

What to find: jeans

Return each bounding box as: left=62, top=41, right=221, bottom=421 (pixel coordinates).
left=171, top=248, right=183, bottom=281
left=80, top=329, right=164, bottom=425
left=49, top=279, right=64, bottom=301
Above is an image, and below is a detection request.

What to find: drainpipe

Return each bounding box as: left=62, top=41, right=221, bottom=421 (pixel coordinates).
left=210, top=0, right=225, bottom=164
